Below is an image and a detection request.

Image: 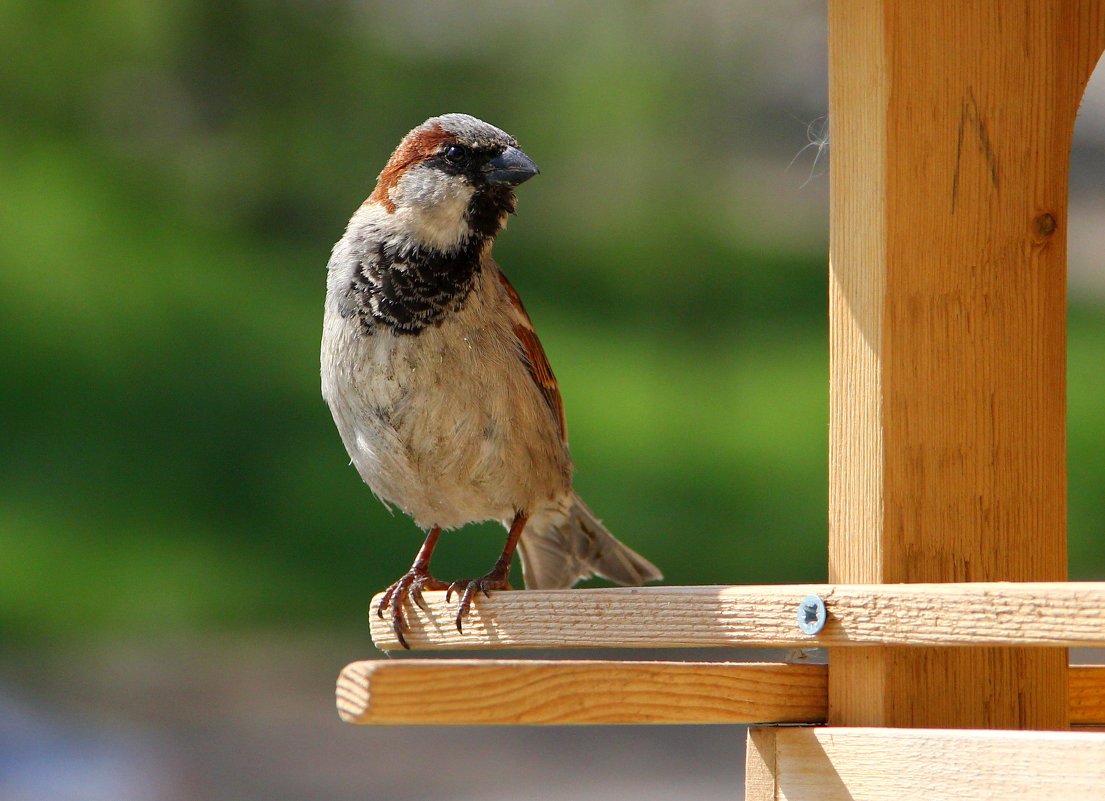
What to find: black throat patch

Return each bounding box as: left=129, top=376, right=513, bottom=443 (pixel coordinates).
left=345, top=190, right=514, bottom=335
left=349, top=237, right=483, bottom=335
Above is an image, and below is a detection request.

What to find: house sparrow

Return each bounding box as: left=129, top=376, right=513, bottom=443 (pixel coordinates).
left=321, top=113, right=661, bottom=648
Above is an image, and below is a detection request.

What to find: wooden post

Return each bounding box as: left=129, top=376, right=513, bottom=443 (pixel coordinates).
left=827, top=1, right=1105, bottom=728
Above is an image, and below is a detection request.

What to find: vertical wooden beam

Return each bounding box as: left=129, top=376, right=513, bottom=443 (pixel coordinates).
left=744, top=727, right=779, bottom=801
left=827, top=1, right=1105, bottom=729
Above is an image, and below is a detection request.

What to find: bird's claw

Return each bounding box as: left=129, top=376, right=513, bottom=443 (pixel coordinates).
left=445, top=570, right=512, bottom=633
left=377, top=568, right=448, bottom=649
left=411, top=588, right=432, bottom=612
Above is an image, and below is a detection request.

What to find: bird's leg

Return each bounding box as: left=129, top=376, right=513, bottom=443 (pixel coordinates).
left=446, top=511, right=528, bottom=633
left=378, top=526, right=448, bottom=649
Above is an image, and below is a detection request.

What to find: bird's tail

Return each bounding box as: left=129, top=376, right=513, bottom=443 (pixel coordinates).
left=515, top=493, right=662, bottom=590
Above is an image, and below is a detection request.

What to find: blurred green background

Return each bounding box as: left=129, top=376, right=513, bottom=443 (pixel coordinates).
left=1, top=1, right=1103, bottom=645
left=3, top=3, right=1105, bottom=799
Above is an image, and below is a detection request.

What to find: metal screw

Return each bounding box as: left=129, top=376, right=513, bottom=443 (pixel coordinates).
left=796, top=594, right=827, bottom=635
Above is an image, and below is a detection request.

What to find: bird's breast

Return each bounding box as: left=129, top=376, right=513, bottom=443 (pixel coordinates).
left=321, top=272, right=571, bottom=529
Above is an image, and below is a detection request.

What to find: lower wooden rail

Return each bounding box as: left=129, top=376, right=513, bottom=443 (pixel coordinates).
left=369, top=582, right=1105, bottom=651
left=337, top=660, right=824, bottom=725
left=337, top=661, right=1105, bottom=727
left=746, top=726, right=1105, bottom=800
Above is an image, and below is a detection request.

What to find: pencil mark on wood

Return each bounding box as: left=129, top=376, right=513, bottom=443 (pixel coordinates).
left=951, top=88, right=1000, bottom=213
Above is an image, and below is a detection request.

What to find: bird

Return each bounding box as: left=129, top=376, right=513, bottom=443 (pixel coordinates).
left=320, top=113, right=661, bottom=648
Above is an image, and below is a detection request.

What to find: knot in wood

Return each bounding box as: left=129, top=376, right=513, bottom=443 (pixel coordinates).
left=1033, top=212, right=1057, bottom=238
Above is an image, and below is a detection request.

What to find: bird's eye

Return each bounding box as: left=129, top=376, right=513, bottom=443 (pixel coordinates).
left=443, top=144, right=468, bottom=164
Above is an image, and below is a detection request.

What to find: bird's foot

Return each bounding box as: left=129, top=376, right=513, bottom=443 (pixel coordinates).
left=377, top=568, right=449, bottom=649
left=446, top=567, right=513, bottom=633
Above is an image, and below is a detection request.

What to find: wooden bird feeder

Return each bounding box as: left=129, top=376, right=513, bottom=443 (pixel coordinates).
left=337, top=3, right=1105, bottom=797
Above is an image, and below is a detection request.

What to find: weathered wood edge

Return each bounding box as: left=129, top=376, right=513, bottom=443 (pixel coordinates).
left=368, top=582, right=1105, bottom=651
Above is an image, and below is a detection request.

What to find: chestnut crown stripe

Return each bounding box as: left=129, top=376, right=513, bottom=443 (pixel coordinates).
left=368, top=125, right=452, bottom=213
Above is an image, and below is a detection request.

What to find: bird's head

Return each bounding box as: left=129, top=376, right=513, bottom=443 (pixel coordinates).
left=367, top=114, right=539, bottom=252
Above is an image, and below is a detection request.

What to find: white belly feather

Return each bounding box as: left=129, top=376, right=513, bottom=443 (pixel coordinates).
left=321, top=266, right=571, bottom=530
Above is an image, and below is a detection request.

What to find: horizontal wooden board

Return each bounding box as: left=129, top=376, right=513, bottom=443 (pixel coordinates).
left=748, top=726, right=1105, bottom=800
left=339, top=661, right=1105, bottom=726
left=337, top=660, right=826, bottom=726
left=368, top=582, right=1105, bottom=651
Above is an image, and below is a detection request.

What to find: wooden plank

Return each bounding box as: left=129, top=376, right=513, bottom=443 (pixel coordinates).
left=749, top=726, right=1105, bottom=800
left=1070, top=665, right=1105, bottom=726
left=369, top=582, right=1105, bottom=651
left=336, top=660, right=825, bottom=726
left=335, top=662, right=1105, bottom=726
left=827, top=0, right=1105, bottom=729
left=744, top=727, right=779, bottom=801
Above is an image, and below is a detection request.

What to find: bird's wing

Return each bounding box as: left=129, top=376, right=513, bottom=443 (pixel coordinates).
left=495, top=268, right=567, bottom=444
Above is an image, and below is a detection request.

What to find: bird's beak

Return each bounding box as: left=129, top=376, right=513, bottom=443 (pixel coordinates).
left=483, top=146, right=540, bottom=187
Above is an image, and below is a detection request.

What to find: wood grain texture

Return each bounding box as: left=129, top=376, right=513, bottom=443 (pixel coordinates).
left=337, top=662, right=1105, bottom=726
left=368, top=582, right=1105, bottom=651
left=827, top=0, right=1105, bottom=729
left=752, top=726, right=1105, bottom=800
left=1070, top=666, right=1105, bottom=726
left=745, top=727, right=779, bottom=801
left=337, top=660, right=826, bottom=726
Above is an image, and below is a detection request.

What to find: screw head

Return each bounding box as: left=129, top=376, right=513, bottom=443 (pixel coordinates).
left=796, top=594, right=827, bottom=635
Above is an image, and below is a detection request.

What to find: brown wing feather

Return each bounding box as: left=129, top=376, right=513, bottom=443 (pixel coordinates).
left=495, top=269, right=568, bottom=443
